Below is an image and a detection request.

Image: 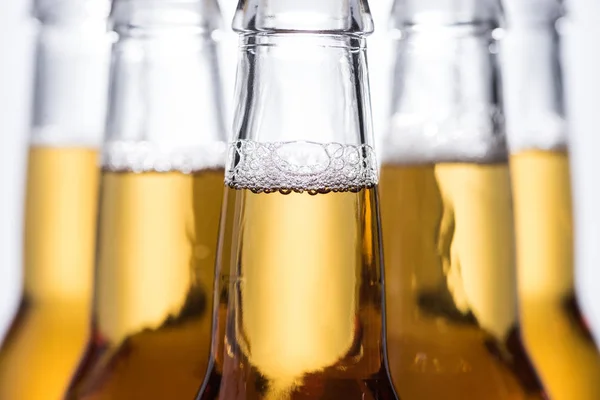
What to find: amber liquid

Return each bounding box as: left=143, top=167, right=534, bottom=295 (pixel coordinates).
left=0, top=147, right=99, bottom=400
left=198, top=187, right=397, bottom=400
left=380, top=162, right=544, bottom=400
left=511, top=149, right=600, bottom=400
left=65, top=169, right=224, bottom=400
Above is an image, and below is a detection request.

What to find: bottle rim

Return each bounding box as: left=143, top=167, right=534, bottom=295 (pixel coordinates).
left=33, top=0, right=111, bottom=24
left=231, top=0, right=375, bottom=36
left=110, top=0, right=223, bottom=33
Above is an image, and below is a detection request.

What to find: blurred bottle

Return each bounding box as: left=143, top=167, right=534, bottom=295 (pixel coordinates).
left=562, top=0, right=600, bottom=348
left=196, top=1, right=398, bottom=399
left=0, top=1, right=111, bottom=398
left=64, top=0, right=228, bottom=398
left=502, top=1, right=600, bottom=399
left=379, top=1, right=546, bottom=399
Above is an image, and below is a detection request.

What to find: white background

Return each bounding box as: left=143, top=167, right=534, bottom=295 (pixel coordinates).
left=0, top=0, right=395, bottom=341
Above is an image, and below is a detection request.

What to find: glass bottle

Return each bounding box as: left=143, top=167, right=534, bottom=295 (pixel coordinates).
left=562, top=0, right=600, bottom=348
left=196, top=1, right=397, bottom=399
left=379, top=1, right=546, bottom=399
left=65, top=0, right=228, bottom=398
left=0, top=1, right=111, bottom=399
left=502, top=1, right=600, bottom=399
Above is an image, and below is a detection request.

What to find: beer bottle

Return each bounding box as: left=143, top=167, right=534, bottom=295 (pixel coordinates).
left=0, top=1, right=111, bottom=398
left=379, top=1, right=546, bottom=399
left=563, top=0, right=600, bottom=351
left=65, top=0, right=228, bottom=398
left=196, top=1, right=398, bottom=399
left=503, top=1, right=600, bottom=398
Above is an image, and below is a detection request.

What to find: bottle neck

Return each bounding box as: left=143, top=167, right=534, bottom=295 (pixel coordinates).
left=501, top=20, right=566, bottom=152
left=103, top=27, right=228, bottom=172
left=232, top=33, right=374, bottom=148
left=502, top=0, right=563, bottom=28
left=31, top=19, right=111, bottom=148
left=384, top=24, right=505, bottom=164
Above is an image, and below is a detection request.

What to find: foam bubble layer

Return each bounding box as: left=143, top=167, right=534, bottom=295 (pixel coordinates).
left=226, top=140, right=378, bottom=192
left=102, top=140, right=227, bottom=173
left=507, top=113, right=568, bottom=154
left=30, top=126, right=104, bottom=149
left=382, top=108, right=508, bottom=164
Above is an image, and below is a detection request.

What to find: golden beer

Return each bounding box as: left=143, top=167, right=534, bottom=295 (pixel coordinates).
left=380, top=161, right=544, bottom=400
left=66, top=168, right=224, bottom=399
left=200, top=185, right=397, bottom=400
left=0, top=147, right=99, bottom=400
left=511, top=149, right=600, bottom=400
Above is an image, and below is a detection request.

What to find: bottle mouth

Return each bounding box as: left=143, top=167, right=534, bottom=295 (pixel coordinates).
left=232, top=0, right=374, bottom=35
left=502, top=0, right=564, bottom=26
left=390, top=0, right=501, bottom=30
left=33, top=0, right=111, bottom=24
left=110, top=0, right=222, bottom=33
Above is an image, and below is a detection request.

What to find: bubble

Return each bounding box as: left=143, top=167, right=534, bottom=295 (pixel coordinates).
left=225, top=140, right=379, bottom=193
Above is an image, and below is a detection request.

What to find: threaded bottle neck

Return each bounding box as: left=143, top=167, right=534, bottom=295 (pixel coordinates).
left=233, top=0, right=374, bottom=35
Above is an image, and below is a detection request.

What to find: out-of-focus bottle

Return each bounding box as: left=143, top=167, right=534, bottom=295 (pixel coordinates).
left=64, top=0, right=228, bottom=399
left=379, top=1, right=546, bottom=399
left=196, top=1, right=398, bottom=399
left=0, top=1, right=111, bottom=398
left=502, top=1, right=600, bottom=399
left=562, top=0, right=600, bottom=348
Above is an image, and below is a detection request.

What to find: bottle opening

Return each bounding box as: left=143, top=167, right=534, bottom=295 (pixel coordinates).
left=390, top=0, right=501, bottom=30
left=233, top=0, right=374, bottom=35
left=33, top=0, right=111, bottom=24
left=502, top=0, right=564, bottom=27
left=110, top=0, right=222, bottom=33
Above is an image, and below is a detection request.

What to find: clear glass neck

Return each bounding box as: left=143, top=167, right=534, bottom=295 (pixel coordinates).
left=103, top=0, right=228, bottom=172
left=502, top=0, right=563, bottom=27
left=227, top=31, right=377, bottom=192
left=232, top=34, right=372, bottom=145
left=384, top=23, right=505, bottom=164
left=30, top=3, right=112, bottom=148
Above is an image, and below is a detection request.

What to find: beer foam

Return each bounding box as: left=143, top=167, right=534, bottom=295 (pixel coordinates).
left=226, top=140, right=379, bottom=192
left=381, top=133, right=508, bottom=165
left=102, top=140, right=227, bottom=173
left=381, top=109, right=508, bottom=164
left=506, top=113, right=569, bottom=154
left=30, top=126, right=104, bottom=149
